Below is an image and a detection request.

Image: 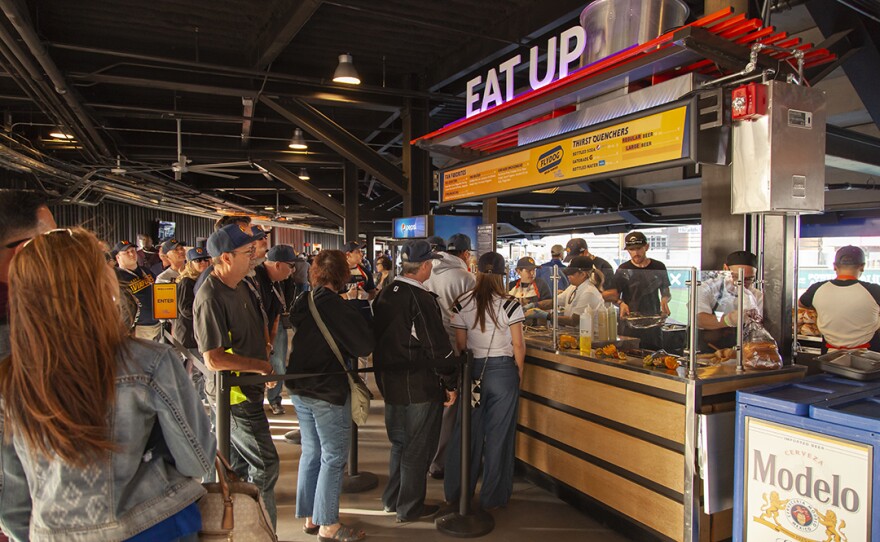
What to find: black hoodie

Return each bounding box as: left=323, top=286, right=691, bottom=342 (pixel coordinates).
left=285, top=286, right=374, bottom=405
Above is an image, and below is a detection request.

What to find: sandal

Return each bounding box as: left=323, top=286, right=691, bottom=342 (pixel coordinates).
left=318, top=523, right=366, bottom=542
left=303, top=521, right=319, bottom=535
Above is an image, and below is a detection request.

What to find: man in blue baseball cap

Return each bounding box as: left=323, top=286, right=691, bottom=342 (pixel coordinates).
left=193, top=223, right=280, bottom=526
left=258, top=244, right=298, bottom=415
left=114, top=239, right=162, bottom=340
left=155, top=238, right=187, bottom=284
left=373, top=239, right=457, bottom=522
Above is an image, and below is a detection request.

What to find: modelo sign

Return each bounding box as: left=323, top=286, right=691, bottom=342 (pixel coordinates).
left=743, top=418, right=871, bottom=541
left=392, top=215, right=428, bottom=240
left=465, top=25, right=585, bottom=118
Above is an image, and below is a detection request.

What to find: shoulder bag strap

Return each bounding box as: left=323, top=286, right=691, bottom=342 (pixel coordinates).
left=308, top=291, right=355, bottom=385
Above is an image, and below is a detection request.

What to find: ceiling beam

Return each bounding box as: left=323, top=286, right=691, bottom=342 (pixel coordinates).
left=259, top=95, right=408, bottom=195
left=285, top=192, right=343, bottom=227
left=253, top=0, right=323, bottom=69
left=257, top=160, right=344, bottom=217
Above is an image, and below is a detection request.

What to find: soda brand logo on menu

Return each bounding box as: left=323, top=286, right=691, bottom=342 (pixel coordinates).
left=465, top=25, right=585, bottom=118
left=744, top=418, right=870, bottom=541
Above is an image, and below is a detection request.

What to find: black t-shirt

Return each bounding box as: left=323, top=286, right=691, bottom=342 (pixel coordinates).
left=613, top=260, right=671, bottom=315
left=173, top=276, right=198, bottom=349
left=115, top=266, right=158, bottom=325
left=193, top=274, right=267, bottom=403
left=587, top=255, right=615, bottom=290
left=254, top=265, right=282, bottom=328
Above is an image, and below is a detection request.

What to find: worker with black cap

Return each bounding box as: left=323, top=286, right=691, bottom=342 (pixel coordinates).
left=536, top=255, right=604, bottom=327
left=605, top=231, right=671, bottom=349
left=696, top=250, right=763, bottom=351
left=563, top=237, right=614, bottom=289
left=509, top=256, right=552, bottom=307
left=799, top=245, right=880, bottom=352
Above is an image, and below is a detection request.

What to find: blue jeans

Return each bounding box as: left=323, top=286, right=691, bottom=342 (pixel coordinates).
left=444, top=356, right=520, bottom=509
left=229, top=399, right=280, bottom=528
left=292, top=394, right=351, bottom=525
left=383, top=401, right=443, bottom=520
left=267, top=330, right=289, bottom=406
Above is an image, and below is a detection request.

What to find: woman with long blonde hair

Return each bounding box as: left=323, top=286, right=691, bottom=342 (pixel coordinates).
left=444, top=252, right=525, bottom=510
left=0, top=228, right=214, bottom=542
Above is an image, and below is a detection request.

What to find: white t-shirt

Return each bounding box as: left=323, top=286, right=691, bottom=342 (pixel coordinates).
left=697, top=274, right=762, bottom=320
left=451, top=294, right=524, bottom=358
left=561, top=282, right=604, bottom=317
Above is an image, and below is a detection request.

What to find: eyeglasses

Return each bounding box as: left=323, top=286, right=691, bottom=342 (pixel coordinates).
left=233, top=246, right=256, bottom=257
left=21, top=228, right=74, bottom=249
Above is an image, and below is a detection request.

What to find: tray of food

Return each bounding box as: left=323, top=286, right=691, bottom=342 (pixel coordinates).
left=817, top=350, right=880, bottom=381
left=621, top=313, right=666, bottom=329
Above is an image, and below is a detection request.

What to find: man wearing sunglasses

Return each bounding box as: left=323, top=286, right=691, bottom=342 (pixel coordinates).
left=113, top=239, right=163, bottom=341
left=696, top=250, right=763, bottom=351
left=0, top=190, right=56, bottom=359
left=193, top=223, right=280, bottom=527
left=257, top=244, right=298, bottom=416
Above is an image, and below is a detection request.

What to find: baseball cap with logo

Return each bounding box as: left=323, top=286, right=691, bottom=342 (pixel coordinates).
left=112, top=240, right=136, bottom=256
left=624, top=231, right=648, bottom=248
left=160, top=238, right=185, bottom=253
left=267, top=244, right=297, bottom=263
left=427, top=235, right=446, bottom=252
left=343, top=240, right=364, bottom=253
left=206, top=223, right=255, bottom=258
left=446, top=233, right=472, bottom=252
left=834, top=245, right=866, bottom=266
left=516, top=256, right=537, bottom=270
left=186, top=247, right=210, bottom=262
left=563, top=255, right=594, bottom=275
left=478, top=252, right=506, bottom=275
left=250, top=226, right=267, bottom=241
left=563, top=238, right=588, bottom=262
left=400, top=239, right=442, bottom=263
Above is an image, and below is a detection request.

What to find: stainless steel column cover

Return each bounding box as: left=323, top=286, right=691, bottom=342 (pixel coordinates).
left=761, top=215, right=797, bottom=361
left=701, top=163, right=746, bottom=269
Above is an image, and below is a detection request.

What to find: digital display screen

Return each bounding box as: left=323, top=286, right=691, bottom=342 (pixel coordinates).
left=157, top=221, right=176, bottom=241
left=392, top=216, right=428, bottom=239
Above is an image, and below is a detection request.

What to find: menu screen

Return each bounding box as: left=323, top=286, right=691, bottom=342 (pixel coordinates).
left=440, top=104, right=691, bottom=204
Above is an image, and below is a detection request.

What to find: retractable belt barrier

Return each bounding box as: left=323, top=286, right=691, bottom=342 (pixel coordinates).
left=163, top=331, right=466, bottom=466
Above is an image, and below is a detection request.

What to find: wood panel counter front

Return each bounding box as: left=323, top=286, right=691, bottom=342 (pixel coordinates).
left=515, top=342, right=806, bottom=542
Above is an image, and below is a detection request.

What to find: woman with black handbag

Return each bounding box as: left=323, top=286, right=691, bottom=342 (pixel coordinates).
left=0, top=228, right=214, bottom=542
left=285, top=250, right=373, bottom=541
left=444, top=252, right=526, bottom=510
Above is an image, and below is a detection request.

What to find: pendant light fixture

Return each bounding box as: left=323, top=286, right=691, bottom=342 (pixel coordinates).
left=288, top=128, right=308, bottom=150
left=298, top=168, right=310, bottom=181
left=332, top=53, right=361, bottom=85
left=49, top=128, right=75, bottom=140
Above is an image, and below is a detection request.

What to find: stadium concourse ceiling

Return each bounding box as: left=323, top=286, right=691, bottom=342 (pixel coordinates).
left=0, top=0, right=879, bottom=235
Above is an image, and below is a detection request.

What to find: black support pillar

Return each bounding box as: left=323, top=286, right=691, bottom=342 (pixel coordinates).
left=344, top=161, right=359, bottom=242
left=402, top=74, right=430, bottom=217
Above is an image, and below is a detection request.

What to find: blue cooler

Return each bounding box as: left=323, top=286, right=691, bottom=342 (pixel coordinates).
left=733, top=375, right=880, bottom=541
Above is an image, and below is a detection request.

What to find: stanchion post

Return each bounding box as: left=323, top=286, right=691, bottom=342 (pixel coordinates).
left=342, top=421, right=379, bottom=493
left=216, top=370, right=231, bottom=459
left=436, top=350, right=494, bottom=538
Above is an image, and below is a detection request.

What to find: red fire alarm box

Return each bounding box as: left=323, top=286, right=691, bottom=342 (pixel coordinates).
left=731, top=82, right=767, bottom=121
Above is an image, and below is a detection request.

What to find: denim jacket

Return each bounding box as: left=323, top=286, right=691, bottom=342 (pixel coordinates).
left=0, top=339, right=216, bottom=541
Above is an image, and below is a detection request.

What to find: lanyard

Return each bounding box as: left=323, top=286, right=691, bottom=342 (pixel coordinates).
left=243, top=276, right=269, bottom=332
left=271, top=282, right=288, bottom=312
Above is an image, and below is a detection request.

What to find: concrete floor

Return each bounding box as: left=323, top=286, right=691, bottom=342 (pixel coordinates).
left=264, top=392, right=637, bottom=542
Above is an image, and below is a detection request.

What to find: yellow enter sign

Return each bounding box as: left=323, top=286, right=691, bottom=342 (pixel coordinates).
left=153, top=283, right=178, bottom=319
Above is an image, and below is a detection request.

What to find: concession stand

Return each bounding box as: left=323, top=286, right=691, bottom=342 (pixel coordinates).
left=414, top=6, right=838, bottom=541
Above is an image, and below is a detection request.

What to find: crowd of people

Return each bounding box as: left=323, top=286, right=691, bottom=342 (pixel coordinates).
left=3, top=188, right=878, bottom=541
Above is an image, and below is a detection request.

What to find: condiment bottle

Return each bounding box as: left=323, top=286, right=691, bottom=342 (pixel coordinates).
left=606, top=302, right=617, bottom=342
left=579, top=307, right=592, bottom=355
left=596, top=302, right=609, bottom=342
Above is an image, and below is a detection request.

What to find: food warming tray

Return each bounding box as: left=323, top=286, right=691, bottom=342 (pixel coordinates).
left=817, top=350, right=880, bottom=381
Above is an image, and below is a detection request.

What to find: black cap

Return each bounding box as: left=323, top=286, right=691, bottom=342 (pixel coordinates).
left=563, top=255, right=593, bottom=275
left=624, top=231, right=648, bottom=248
left=342, top=240, right=364, bottom=253
left=112, top=240, right=136, bottom=256
left=160, top=238, right=185, bottom=253
left=267, top=244, right=296, bottom=263
left=563, top=238, right=587, bottom=262
left=400, top=240, right=442, bottom=263
left=446, top=233, right=472, bottom=252
left=427, top=235, right=446, bottom=252
left=478, top=252, right=505, bottom=275
left=250, top=226, right=267, bottom=241
left=835, top=245, right=866, bottom=266
left=516, top=256, right=537, bottom=270
left=726, top=250, right=757, bottom=268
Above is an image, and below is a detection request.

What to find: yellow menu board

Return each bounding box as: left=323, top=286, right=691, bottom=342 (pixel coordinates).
left=440, top=105, right=689, bottom=203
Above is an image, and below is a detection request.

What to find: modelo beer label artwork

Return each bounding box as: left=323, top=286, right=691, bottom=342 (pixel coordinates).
left=744, top=418, right=872, bottom=541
